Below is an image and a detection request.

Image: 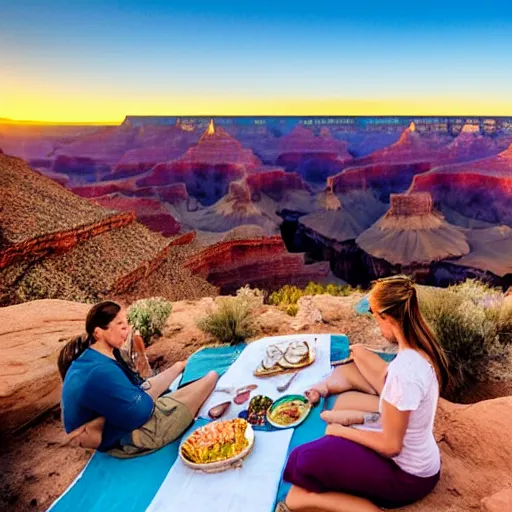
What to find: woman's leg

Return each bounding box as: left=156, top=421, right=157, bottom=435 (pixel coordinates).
left=283, top=485, right=381, bottom=512
left=305, top=362, right=378, bottom=405
left=168, top=371, right=218, bottom=417
left=282, top=436, right=400, bottom=508
left=321, top=391, right=380, bottom=426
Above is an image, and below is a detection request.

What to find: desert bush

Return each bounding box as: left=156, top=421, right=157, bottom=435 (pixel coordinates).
left=235, top=285, right=265, bottom=310
left=268, top=281, right=354, bottom=315
left=127, top=297, right=172, bottom=346
left=420, top=280, right=512, bottom=397
left=197, top=296, right=255, bottom=345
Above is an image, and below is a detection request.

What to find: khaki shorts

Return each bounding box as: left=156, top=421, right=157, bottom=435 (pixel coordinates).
left=108, top=395, right=194, bottom=458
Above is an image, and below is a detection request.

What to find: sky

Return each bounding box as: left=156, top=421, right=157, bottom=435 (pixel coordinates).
left=1, top=0, right=512, bottom=123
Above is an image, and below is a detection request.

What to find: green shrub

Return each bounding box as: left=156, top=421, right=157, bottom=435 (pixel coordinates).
left=268, top=281, right=354, bottom=315
left=197, top=297, right=255, bottom=345
left=127, top=297, right=172, bottom=346
left=419, top=280, right=512, bottom=398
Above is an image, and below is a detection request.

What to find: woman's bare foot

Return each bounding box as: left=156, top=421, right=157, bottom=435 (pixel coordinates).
left=304, top=383, right=329, bottom=405
left=320, top=409, right=365, bottom=426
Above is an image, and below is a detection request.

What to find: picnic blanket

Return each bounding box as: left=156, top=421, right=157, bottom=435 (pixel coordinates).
left=147, top=429, right=294, bottom=512
left=198, top=334, right=332, bottom=421
left=356, top=296, right=370, bottom=315
left=49, top=334, right=395, bottom=512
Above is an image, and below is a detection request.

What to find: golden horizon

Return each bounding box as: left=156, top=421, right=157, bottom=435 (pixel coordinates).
left=3, top=95, right=512, bottom=125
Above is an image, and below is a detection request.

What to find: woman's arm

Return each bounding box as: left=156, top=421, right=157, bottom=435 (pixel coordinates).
left=66, top=417, right=106, bottom=449
left=325, top=399, right=410, bottom=458
left=143, top=361, right=186, bottom=400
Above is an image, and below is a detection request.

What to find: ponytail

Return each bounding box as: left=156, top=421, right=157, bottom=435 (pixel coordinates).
left=371, top=275, right=450, bottom=393
left=58, top=334, right=93, bottom=380
left=57, top=300, right=121, bottom=380
left=403, top=288, right=450, bottom=392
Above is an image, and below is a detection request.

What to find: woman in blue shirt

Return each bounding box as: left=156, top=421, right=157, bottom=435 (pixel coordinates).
left=59, top=301, right=218, bottom=456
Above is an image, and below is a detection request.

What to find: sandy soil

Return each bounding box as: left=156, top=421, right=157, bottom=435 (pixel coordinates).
left=2, top=300, right=511, bottom=512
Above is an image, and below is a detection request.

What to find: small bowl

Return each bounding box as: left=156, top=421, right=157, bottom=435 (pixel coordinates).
left=266, top=394, right=311, bottom=429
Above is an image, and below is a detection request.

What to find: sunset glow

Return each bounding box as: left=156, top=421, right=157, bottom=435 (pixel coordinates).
left=2, top=1, right=511, bottom=124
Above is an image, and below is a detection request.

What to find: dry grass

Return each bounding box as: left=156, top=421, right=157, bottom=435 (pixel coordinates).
left=197, top=296, right=256, bottom=345
left=117, top=239, right=219, bottom=304
left=1, top=224, right=169, bottom=304
left=0, top=154, right=114, bottom=245
left=419, top=280, right=512, bottom=398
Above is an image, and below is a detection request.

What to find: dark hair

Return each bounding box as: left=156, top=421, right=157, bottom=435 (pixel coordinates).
left=370, top=275, right=450, bottom=393
left=58, top=301, right=121, bottom=380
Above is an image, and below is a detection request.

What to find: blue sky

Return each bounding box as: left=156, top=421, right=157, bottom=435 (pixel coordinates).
left=1, top=0, right=512, bottom=121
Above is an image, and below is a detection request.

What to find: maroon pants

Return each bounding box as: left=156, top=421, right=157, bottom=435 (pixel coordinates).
left=283, top=435, right=440, bottom=509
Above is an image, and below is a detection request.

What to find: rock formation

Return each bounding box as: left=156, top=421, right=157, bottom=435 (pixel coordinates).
left=298, top=188, right=365, bottom=243
left=0, top=299, right=91, bottom=433
left=0, top=154, right=213, bottom=306
left=0, top=153, right=134, bottom=269
left=185, top=179, right=282, bottom=234
left=135, top=122, right=260, bottom=206
left=92, top=194, right=181, bottom=237
left=328, top=161, right=432, bottom=202
left=410, top=144, right=512, bottom=226
left=362, top=121, right=450, bottom=164
left=356, top=193, right=470, bottom=266
left=449, top=225, right=512, bottom=278
left=185, top=235, right=344, bottom=294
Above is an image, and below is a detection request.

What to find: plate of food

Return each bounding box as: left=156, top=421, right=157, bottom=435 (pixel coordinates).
left=179, top=418, right=254, bottom=473
left=246, top=395, right=274, bottom=426
left=267, top=395, right=311, bottom=429
left=254, top=340, right=315, bottom=377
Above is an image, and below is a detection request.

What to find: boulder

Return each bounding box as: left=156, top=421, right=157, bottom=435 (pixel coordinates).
left=0, top=299, right=90, bottom=433
left=291, top=296, right=323, bottom=331
left=481, top=487, right=512, bottom=511
left=401, top=397, right=512, bottom=511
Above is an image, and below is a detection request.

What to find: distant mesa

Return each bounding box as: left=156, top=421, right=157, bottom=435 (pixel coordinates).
left=71, top=178, right=138, bottom=198
left=253, top=125, right=352, bottom=179
left=460, top=123, right=480, bottom=134
left=278, top=125, right=351, bottom=156
left=356, top=192, right=470, bottom=266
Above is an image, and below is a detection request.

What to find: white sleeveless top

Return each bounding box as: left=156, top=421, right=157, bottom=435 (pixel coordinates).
left=355, top=349, right=441, bottom=477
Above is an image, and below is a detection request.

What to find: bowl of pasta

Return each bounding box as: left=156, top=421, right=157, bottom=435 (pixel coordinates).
left=266, top=395, right=311, bottom=429
left=179, top=418, right=255, bottom=473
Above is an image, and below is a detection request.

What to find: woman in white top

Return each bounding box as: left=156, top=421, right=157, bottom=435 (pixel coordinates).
left=276, top=275, right=449, bottom=512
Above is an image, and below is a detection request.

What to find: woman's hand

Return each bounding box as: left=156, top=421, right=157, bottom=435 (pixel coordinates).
left=350, top=344, right=368, bottom=358
left=325, top=423, right=351, bottom=438
left=67, top=416, right=105, bottom=449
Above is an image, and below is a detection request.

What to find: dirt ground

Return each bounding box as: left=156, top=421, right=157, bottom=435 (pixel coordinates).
left=2, top=298, right=511, bottom=512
